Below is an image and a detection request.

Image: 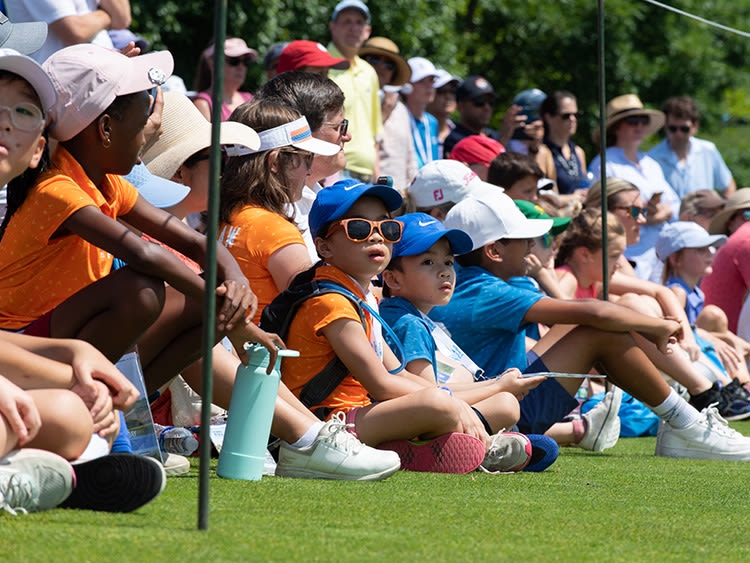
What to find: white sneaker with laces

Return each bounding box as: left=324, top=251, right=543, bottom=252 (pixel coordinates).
left=0, top=449, right=74, bottom=515
left=479, top=432, right=531, bottom=473
left=655, top=404, right=750, bottom=461
left=577, top=386, right=622, bottom=452
left=275, top=412, right=401, bottom=481
left=162, top=453, right=190, bottom=476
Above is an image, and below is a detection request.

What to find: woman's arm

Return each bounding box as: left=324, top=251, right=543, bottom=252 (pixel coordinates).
left=268, top=244, right=313, bottom=292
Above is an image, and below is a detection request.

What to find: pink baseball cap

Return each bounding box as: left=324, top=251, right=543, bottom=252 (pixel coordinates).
left=276, top=40, right=349, bottom=74
left=205, top=38, right=258, bottom=61
left=43, top=44, right=174, bottom=141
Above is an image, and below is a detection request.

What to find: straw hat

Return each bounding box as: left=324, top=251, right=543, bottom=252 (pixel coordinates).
left=592, top=94, right=665, bottom=144
left=708, top=187, right=750, bottom=235
left=358, top=37, right=411, bottom=86
left=142, top=91, right=260, bottom=180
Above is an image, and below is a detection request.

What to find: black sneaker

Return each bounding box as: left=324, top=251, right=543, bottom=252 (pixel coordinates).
left=689, top=382, right=750, bottom=422
left=726, top=378, right=750, bottom=403
left=689, top=382, right=722, bottom=411
left=60, top=453, right=166, bottom=513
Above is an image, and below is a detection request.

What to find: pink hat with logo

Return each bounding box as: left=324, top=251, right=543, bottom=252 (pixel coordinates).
left=407, top=159, right=501, bottom=208
left=205, top=38, right=258, bottom=61
left=43, top=44, right=174, bottom=141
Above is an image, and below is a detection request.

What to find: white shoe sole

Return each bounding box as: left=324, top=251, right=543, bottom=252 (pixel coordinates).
left=275, top=461, right=400, bottom=481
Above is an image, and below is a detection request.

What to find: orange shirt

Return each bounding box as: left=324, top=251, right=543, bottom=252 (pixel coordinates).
left=282, top=265, right=374, bottom=414
left=218, top=205, right=305, bottom=325
left=0, top=146, right=139, bottom=330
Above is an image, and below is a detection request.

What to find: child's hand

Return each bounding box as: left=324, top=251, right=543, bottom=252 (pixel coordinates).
left=524, top=253, right=544, bottom=278
left=226, top=322, right=286, bottom=374
left=0, top=377, right=41, bottom=446
left=215, top=280, right=258, bottom=332
left=70, top=341, right=139, bottom=411
left=455, top=399, right=490, bottom=449
left=71, top=379, right=118, bottom=437
left=496, top=368, right=546, bottom=401
left=642, top=318, right=682, bottom=354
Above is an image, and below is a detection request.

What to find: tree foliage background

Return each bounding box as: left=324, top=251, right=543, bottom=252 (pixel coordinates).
left=130, top=0, right=750, bottom=168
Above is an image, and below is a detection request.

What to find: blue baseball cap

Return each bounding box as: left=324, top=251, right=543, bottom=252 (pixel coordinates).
left=393, top=213, right=473, bottom=257
left=124, top=162, right=190, bottom=209
left=331, top=0, right=371, bottom=23
left=309, top=179, right=403, bottom=239
left=655, top=221, right=726, bottom=261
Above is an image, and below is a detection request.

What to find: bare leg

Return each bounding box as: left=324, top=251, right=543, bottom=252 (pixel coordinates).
left=24, top=390, right=93, bottom=460
left=470, top=392, right=520, bottom=434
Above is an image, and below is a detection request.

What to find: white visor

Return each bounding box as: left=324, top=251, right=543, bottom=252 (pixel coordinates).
left=224, top=116, right=340, bottom=157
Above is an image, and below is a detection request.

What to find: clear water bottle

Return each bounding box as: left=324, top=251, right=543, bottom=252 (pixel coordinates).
left=154, top=424, right=198, bottom=456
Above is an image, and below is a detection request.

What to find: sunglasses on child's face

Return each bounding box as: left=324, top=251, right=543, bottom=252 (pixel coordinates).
left=0, top=102, right=44, bottom=131
left=613, top=205, right=648, bottom=220
left=624, top=115, right=650, bottom=126
left=326, top=218, right=403, bottom=243
left=226, top=56, right=253, bottom=67
left=362, top=56, right=395, bottom=71
left=667, top=125, right=691, bottom=134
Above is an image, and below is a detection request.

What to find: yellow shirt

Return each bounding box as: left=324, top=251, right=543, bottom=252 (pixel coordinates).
left=328, top=44, right=383, bottom=176
left=0, top=146, right=139, bottom=329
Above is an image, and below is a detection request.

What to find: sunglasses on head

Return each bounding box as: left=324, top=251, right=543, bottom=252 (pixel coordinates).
left=667, top=125, right=691, bottom=134
left=471, top=98, right=493, bottom=108
left=624, top=115, right=650, bottom=126
left=322, top=118, right=349, bottom=137
left=560, top=111, right=582, bottom=120
left=325, top=218, right=403, bottom=243
left=613, top=204, right=648, bottom=220
left=226, top=56, right=253, bottom=67
left=362, top=56, right=395, bottom=71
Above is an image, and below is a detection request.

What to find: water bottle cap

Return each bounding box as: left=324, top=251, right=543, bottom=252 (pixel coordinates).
left=244, top=343, right=299, bottom=358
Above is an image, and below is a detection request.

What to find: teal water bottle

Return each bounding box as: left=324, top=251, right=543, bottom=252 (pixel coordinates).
left=217, top=345, right=299, bottom=480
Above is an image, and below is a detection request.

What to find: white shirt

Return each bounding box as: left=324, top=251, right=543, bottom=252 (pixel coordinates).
left=292, top=182, right=323, bottom=264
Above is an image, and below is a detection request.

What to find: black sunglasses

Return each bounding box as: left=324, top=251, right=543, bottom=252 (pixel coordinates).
left=362, top=56, right=395, bottom=71
left=322, top=118, right=349, bottom=137
left=667, top=125, right=691, bottom=134
left=560, top=112, right=582, bottom=120
left=624, top=115, right=650, bottom=126
left=471, top=98, right=493, bottom=108
left=226, top=56, right=253, bottom=67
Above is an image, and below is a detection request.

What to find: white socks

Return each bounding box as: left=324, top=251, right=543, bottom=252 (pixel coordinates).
left=288, top=421, right=325, bottom=449
left=649, top=389, right=700, bottom=429
left=76, top=433, right=111, bottom=462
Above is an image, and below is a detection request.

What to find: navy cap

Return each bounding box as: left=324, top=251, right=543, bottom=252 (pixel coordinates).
left=393, top=213, right=473, bottom=257
left=309, top=179, right=403, bottom=239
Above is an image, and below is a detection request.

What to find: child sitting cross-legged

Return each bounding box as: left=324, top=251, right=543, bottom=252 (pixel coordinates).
left=430, top=191, right=750, bottom=461
left=277, top=180, right=548, bottom=473
left=379, top=213, right=559, bottom=471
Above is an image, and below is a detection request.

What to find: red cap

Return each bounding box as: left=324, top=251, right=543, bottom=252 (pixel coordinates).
left=276, top=40, right=350, bottom=74
left=448, top=135, right=505, bottom=166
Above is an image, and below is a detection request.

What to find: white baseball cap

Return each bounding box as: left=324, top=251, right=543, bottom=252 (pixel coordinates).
left=0, top=48, right=56, bottom=112
left=224, top=116, right=339, bottom=157
left=43, top=44, right=174, bottom=141
left=444, top=192, right=552, bottom=251
left=408, top=159, right=501, bottom=208
left=407, top=57, right=437, bottom=83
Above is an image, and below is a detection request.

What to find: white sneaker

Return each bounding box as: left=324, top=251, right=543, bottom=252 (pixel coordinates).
left=162, top=453, right=190, bottom=476
left=0, top=449, right=74, bottom=515
left=275, top=412, right=401, bottom=481
left=479, top=432, right=531, bottom=473
left=577, top=386, right=622, bottom=452
left=655, top=404, right=750, bottom=461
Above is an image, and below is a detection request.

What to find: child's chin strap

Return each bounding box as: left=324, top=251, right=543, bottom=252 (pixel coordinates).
left=317, top=281, right=406, bottom=375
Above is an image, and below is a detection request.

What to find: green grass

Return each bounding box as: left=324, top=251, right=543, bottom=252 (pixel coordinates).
left=3, top=423, right=750, bottom=562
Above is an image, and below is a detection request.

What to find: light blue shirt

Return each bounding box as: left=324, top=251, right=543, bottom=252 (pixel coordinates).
left=589, top=147, right=680, bottom=281
left=647, top=137, right=732, bottom=199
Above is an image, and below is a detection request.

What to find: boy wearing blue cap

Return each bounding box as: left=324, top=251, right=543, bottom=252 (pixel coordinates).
left=280, top=180, right=530, bottom=473
left=379, top=212, right=558, bottom=472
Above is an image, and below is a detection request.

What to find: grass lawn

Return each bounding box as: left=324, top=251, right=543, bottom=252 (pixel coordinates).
left=3, top=422, right=750, bottom=562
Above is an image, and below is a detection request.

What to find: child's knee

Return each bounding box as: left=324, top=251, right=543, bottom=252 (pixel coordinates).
left=617, top=293, right=661, bottom=317
left=423, top=387, right=461, bottom=425
left=119, top=272, right=166, bottom=323
left=29, top=389, right=94, bottom=460
left=697, top=305, right=728, bottom=332
left=496, top=391, right=521, bottom=423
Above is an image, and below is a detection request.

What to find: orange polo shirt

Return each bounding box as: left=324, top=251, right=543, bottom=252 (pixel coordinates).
left=0, top=145, right=139, bottom=330
left=281, top=265, right=375, bottom=414
left=218, top=205, right=305, bottom=325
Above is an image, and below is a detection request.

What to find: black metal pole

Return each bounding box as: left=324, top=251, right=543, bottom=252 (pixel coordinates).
left=199, top=0, right=228, bottom=532
left=597, top=0, right=609, bottom=300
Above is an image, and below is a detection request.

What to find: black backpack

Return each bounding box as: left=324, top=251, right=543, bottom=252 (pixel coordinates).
left=260, top=264, right=367, bottom=417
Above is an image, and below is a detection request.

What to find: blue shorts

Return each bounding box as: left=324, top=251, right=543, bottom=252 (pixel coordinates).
left=516, top=352, right=579, bottom=435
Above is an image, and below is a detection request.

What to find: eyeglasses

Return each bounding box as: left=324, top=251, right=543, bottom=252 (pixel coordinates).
left=226, top=56, right=253, bottom=67
left=362, top=56, right=395, bottom=71
left=322, top=118, right=349, bottom=137
left=613, top=205, right=648, bottom=220
left=560, top=112, right=582, bottom=120
left=325, top=218, right=404, bottom=243
left=471, top=98, right=493, bottom=108
left=624, top=115, right=650, bottom=126
left=667, top=125, right=691, bottom=134
left=0, top=102, right=44, bottom=131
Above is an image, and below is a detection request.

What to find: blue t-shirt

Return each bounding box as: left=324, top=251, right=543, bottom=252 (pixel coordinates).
left=380, top=296, right=437, bottom=376
left=665, top=275, right=704, bottom=326
left=429, top=265, right=545, bottom=378
left=507, top=276, right=543, bottom=340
